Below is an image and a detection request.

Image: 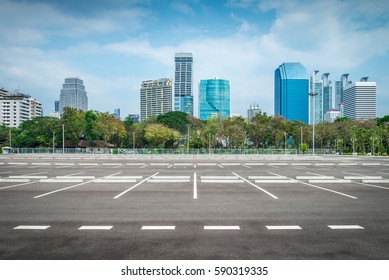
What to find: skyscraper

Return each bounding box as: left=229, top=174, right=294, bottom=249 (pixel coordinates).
left=54, top=100, right=60, bottom=113
left=343, top=77, right=376, bottom=120
left=322, top=73, right=332, bottom=118
left=140, top=78, right=172, bottom=121
left=113, top=108, right=120, bottom=119
left=274, top=63, right=309, bottom=123
left=247, top=103, right=261, bottom=120
left=59, top=77, right=88, bottom=113
left=174, top=53, right=193, bottom=116
left=199, top=78, right=230, bottom=120
left=335, top=74, right=350, bottom=111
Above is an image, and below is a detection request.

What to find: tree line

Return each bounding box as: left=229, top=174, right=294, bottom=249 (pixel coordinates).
left=1, top=107, right=389, bottom=155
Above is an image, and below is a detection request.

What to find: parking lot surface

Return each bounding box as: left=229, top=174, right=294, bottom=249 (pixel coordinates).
left=1, top=154, right=389, bottom=259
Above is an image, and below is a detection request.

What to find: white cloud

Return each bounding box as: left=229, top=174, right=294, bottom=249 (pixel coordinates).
left=171, top=1, right=196, bottom=15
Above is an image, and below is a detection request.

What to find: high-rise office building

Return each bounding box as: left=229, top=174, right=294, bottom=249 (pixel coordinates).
left=0, top=90, right=43, bottom=127
left=343, top=77, right=376, bottom=120
left=54, top=100, right=60, bottom=112
left=59, top=77, right=88, bottom=113
left=174, top=53, right=193, bottom=116
left=127, top=114, right=140, bottom=124
left=274, top=62, right=309, bottom=123
left=322, top=73, right=332, bottom=118
left=335, top=74, right=350, bottom=111
left=247, top=103, right=261, bottom=120
left=199, top=78, right=230, bottom=120
left=140, top=78, right=172, bottom=121
left=113, top=108, right=120, bottom=119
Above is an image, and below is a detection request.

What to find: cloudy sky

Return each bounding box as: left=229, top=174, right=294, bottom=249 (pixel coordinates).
left=1, top=0, right=388, bottom=118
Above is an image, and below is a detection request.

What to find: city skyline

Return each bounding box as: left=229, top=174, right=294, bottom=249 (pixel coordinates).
left=0, top=0, right=388, bottom=118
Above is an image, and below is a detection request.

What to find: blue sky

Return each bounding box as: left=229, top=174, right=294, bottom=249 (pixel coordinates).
left=1, top=0, right=389, bottom=118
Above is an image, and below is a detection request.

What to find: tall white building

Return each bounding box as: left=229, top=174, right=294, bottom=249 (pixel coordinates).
left=343, top=77, right=376, bottom=120
left=174, top=53, right=193, bottom=116
left=247, top=103, right=261, bottom=120
left=59, top=77, right=88, bottom=113
left=0, top=90, right=43, bottom=127
left=140, top=78, right=172, bottom=121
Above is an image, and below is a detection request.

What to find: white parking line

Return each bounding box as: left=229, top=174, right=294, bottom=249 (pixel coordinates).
left=352, top=181, right=389, bottom=190
left=266, top=226, right=302, bottom=230
left=56, top=176, right=95, bottom=180
left=344, top=176, right=382, bottom=180
left=113, top=172, right=159, bottom=199
left=34, top=172, right=122, bottom=199
left=139, top=164, right=148, bottom=169
left=141, top=226, right=175, bottom=230
left=14, top=225, right=50, bottom=230
left=308, top=179, right=351, bottom=183
left=256, top=179, right=298, bottom=183
left=78, top=226, right=113, bottom=230
left=193, top=172, right=197, bottom=199
left=167, top=164, right=173, bottom=168
left=249, top=176, right=288, bottom=179
left=328, top=225, right=364, bottom=230
left=40, top=179, right=84, bottom=183
left=232, top=172, right=278, bottom=200
left=271, top=172, right=358, bottom=199
left=0, top=178, right=30, bottom=183
left=297, top=176, right=335, bottom=180
left=0, top=181, right=39, bottom=190
left=218, top=164, right=224, bottom=169
left=204, top=226, right=240, bottom=230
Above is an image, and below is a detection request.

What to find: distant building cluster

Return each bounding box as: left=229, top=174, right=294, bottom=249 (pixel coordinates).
left=0, top=88, right=43, bottom=127
left=274, top=62, right=377, bottom=124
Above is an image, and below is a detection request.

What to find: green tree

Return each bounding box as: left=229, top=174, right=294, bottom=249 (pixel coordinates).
left=144, top=123, right=181, bottom=148
left=61, top=107, right=85, bottom=146
left=156, top=111, right=189, bottom=134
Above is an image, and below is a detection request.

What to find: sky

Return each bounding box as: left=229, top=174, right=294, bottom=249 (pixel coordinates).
left=1, top=0, right=389, bottom=118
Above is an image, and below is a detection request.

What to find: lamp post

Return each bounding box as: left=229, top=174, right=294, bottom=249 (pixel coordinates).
left=300, top=126, right=303, bottom=154
left=52, top=132, right=55, bottom=154
left=351, top=137, right=356, bottom=155
left=133, top=132, right=135, bottom=150
left=309, top=70, right=319, bottom=154
left=187, top=124, right=190, bottom=154
left=284, top=132, right=287, bottom=155
left=62, top=123, right=65, bottom=154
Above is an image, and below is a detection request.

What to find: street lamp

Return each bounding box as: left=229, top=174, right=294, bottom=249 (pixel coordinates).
left=309, top=70, right=319, bottom=155
left=300, top=126, right=303, bottom=154
left=52, top=132, right=55, bottom=154
left=133, top=132, right=135, bottom=151
left=284, top=132, right=287, bottom=155
left=187, top=124, right=190, bottom=154
left=351, top=137, right=356, bottom=155
left=62, top=123, right=65, bottom=154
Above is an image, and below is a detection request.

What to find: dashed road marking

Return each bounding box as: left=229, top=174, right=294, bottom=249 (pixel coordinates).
left=266, top=226, right=302, bottom=230
left=309, top=179, right=351, bottom=183
left=193, top=172, right=197, bottom=199
left=141, top=226, right=175, bottom=230
left=78, top=226, right=113, bottom=230
left=296, top=176, right=335, bottom=180
left=344, top=176, right=382, bottom=180
left=40, top=179, right=84, bottom=183
left=248, top=176, right=288, bottom=179
left=14, top=225, right=50, bottom=230
left=204, top=226, right=240, bottom=230
left=328, top=225, right=364, bottom=230
left=0, top=178, right=30, bottom=183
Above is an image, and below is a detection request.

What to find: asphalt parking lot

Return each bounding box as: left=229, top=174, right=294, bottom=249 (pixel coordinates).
left=1, top=154, right=389, bottom=259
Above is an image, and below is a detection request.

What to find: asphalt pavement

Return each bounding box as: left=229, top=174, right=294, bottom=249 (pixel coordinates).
left=0, top=154, right=388, bottom=259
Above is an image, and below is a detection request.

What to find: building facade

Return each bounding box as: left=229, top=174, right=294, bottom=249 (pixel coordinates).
left=274, top=62, right=309, bottom=123
left=59, top=77, right=88, bottom=113
left=140, top=78, right=172, bottom=121
left=322, top=73, right=332, bottom=119
left=343, top=78, right=376, bottom=120
left=199, top=78, right=230, bottom=120
left=324, top=109, right=341, bottom=123
left=127, top=114, right=140, bottom=124
left=247, top=103, right=261, bottom=120
left=113, top=108, right=120, bottom=119
left=0, top=91, right=43, bottom=127
left=174, top=53, right=193, bottom=116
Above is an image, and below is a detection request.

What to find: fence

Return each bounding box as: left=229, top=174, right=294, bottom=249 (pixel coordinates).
left=3, top=147, right=338, bottom=155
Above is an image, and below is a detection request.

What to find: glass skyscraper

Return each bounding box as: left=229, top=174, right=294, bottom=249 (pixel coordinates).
left=199, top=78, right=230, bottom=120
left=59, top=77, right=88, bottom=113
left=174, top=53, right=193, bottom=116
left=274, top=63, right=309, bottom=123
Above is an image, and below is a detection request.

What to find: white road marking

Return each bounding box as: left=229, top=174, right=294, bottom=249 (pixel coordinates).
left=266, top=226, right=302, bottom=230
left=167, top=164, right=173, bottom=168
left=56, top=176, right=96, bottom=179
left=204, top=226, right=240, bottom=230
left=308, top=179, right=351, bottom=183
left=351, top=181, right=389, bottom=190
left=242, top=164, right=251, bottom=168
left=197, top=163, right=217, bottom=166
left=9, top=175, right=47, bottom=179
left=31, top=163, right=51, bottom=166
left=14, top=225, right=50, bottom=230
left=174, top=163, right=192, bottom=166
left=249, top=176, right=287, bottom=179
left=34, top=172, right=122, bottom=199
left=78, top=226, right=113, bottom=230
left=55, top=163, right=75, bottom=166
left=113, top=172, right=159, bottom=199
left=0, top=181, right=39, bottom=190
left=64, top=172, right=86, bottom=176
left=222, top=163, right=240, bottom=166
left=218, top=164, right=224, bottom=169
left=255, top=179, right=298, bottom=183
left=193, top=172, right=197, bottom=199
left=152, top=176, right=190, bottom=179
left=339, top=163, right=358, bottom=166
left=0, top=178, right=30, bottom=183
left=126, top=163, right=146, bottom=166
left=362, top=163, right=381, bottom=166
left=328, top=225, right=364, bottom=230
left=8, top=162, right=28, bottom=165
left=244, top=163, right=264, bottom=166
left=93, top=179, right=137, bottom=183
left=296, top=176, right=335, bottom=180
left=315, top=163, right=334, bottom=166
left=79, top=163, right=98, bottom=166
left=194, top=164, right=196, bottom=169
left=139, top=164, right=148, bottom=169
left=150, top=163, right=170, bottom=166
left=201, top=179, right=244, bottom=183
left=271, top=172, right=358, bottom=199
left=268, top=163, right=288, bottom=166
left=201, top=176, right=239, bottom=179
left=232, top=172, right=278, bottom=200
left=148, top=179, right=190, bottom=183
left=344, top=176, right=382, bottom=180
left=292, top=163, right=311, bottom=166
left=40, top=179, right=84, bottom=183
left=362, top=179, right=389, bottom=183
left=141, top=226, right=175, bottom=230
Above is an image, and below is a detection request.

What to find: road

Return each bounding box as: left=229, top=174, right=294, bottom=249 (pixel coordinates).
left=1, top=154, right=388, bottom=259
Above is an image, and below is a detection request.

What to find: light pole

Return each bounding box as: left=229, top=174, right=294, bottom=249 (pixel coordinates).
left=133, top=132, right=135, bottom=150
left=352, top=137, right=356, bottom=155
left=187, top=124, right=190, bottom=154
left=309, top=70, right=319, bottom=154
left=300, top=126, right=303, bottom=154
left=9, top=129, right=12, bottom=148
left=62, top=123, right=65, bottom=154
left=284, top=132, right=287, bottom=155
left=52, top=132, right=55, bottom=154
